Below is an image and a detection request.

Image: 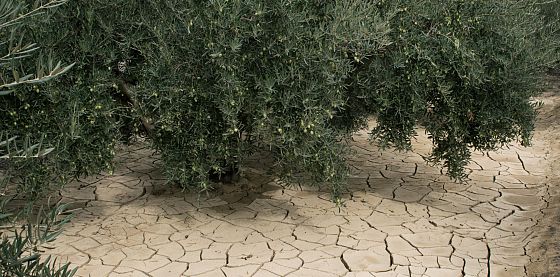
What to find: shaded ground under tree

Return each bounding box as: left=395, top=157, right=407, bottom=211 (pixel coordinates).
left=36, top=77, right=560, bottom=277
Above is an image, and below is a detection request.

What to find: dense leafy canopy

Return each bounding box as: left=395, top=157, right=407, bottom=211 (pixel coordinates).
left=351, top=0, right=556, bottom=179
left=1, top=1, right=77, bottom=276
left=1, top=0, right=558, bottom=202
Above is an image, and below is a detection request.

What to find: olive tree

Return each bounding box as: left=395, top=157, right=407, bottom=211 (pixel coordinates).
left=14, top=0, right=560, bottom=203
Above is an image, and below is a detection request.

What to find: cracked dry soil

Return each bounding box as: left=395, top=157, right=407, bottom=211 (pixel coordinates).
left=43, top=77, right=560, bottom=277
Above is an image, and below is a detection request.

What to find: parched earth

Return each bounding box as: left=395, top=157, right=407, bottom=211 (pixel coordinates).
left=44, top=78, right=560, bottom=277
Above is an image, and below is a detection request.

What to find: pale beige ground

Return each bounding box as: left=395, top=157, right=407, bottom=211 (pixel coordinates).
left=43, top=78, right=560, bottom=277
left=526, top=77, right=560, bottom=277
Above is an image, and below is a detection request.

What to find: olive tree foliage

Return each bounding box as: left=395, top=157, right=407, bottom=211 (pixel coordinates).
left=342, top=0, right=559, bottom=180
left=0, top=200, right=75, bottom=277
left=131, top=0, right=392, bottom=198
left=1, top=0, right=120, bottom=199
left=20, top=0, right=559, bottom=201
left=539, top=0, right=560, bottom=72
left=131, top=0, right=558, bottom=198
left=31, top=0, right=393, bottom=199
left=0, top=1, right=77, bottom=276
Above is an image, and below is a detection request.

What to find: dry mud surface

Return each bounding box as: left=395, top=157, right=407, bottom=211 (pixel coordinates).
left=44, top=78, right=560, bottom=277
